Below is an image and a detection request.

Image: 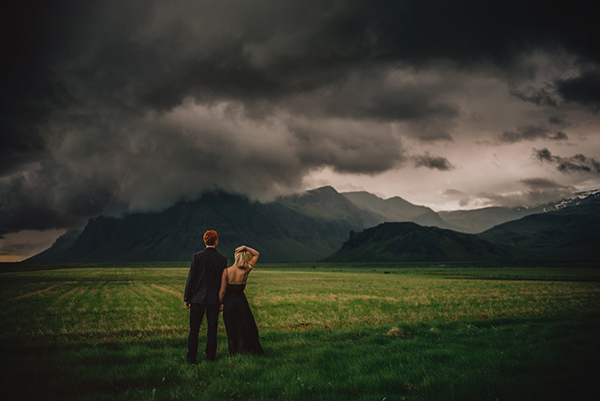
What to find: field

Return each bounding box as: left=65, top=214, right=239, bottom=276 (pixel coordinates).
left=1, top=264, right=600, bottom=400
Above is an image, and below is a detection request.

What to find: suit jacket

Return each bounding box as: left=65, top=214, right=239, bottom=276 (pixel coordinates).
left=184, top=247, right=228, bottom=305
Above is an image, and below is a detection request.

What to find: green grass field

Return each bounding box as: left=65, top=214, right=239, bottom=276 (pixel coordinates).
left=1, top=265, right=599, bottom=400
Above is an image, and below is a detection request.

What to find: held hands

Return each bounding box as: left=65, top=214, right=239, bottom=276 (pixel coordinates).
left=186, top=302, right=223, bottom=312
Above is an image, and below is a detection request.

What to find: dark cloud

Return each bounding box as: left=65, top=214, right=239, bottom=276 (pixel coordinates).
left=413, top=153, right=454, bottom=171
left=304, top=71, right=461, bottom=141
left=497, top=125, right=568, bottom=144
left=1, top=0, right=79, bottom=177
left=548, top=115, right=572, bottom=128
left=0, top=160, right=123, bottom=236
left=509, top=86, right=558, bottom=107
left=443, top=189, right=470, bottom=207
left=556, top=69, right=600, bottom=109
left=2, top=0, right=600, bottom=235
left=552, top=132, right=568, bottom=141
left=520, top=177, right=571, bottom=190
left=478, top=178, right=574, bottom=208
left=534, top=148, right=600, bottom=174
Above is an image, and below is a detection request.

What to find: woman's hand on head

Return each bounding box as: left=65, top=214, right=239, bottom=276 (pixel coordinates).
left=235, top=245, right=246, bottom=253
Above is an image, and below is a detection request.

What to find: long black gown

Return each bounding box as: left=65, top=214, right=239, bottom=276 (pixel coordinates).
left=222, top=282, right=265, bottom=356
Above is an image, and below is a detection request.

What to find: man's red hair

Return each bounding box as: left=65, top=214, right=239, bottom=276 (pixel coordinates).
left=203, top=230, right=218, bottom=246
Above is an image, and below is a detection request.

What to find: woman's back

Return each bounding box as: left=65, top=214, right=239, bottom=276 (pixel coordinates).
left=226, top=265, right=249, bottom=285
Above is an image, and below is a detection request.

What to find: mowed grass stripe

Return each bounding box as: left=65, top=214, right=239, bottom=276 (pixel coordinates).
left=0, top=281, right=43, bottom=303
left=1, top=267, right=599, bottom=341
left=3, top=283, right=62, bottom=303
left=150, top=284, right=182, bottom=298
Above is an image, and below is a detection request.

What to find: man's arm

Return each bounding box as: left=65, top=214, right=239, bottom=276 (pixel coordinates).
left=183, top=255, right=196, bottom=308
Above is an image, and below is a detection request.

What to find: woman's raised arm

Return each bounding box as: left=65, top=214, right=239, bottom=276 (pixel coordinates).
left=236, top=245, right=260, bottom=266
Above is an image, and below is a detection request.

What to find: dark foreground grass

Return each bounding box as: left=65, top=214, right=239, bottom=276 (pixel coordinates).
left=3, top=313, right=600, bottom=401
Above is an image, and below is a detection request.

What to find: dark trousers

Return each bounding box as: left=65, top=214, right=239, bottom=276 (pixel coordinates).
left=187, top=303, right=219, bottom=363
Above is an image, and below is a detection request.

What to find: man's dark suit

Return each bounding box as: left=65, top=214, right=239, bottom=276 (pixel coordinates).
left=184, top=247, right=228, bottom=363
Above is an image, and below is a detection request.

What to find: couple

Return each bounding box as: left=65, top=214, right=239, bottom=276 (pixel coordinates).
left=183, top=230, right=264, bottom=364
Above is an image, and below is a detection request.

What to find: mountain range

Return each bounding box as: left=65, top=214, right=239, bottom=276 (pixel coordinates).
left=28, top=186, right=600, bottom=263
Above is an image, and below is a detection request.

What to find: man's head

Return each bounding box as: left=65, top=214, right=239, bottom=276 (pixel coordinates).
left=203, top=230, right=218, bottom=247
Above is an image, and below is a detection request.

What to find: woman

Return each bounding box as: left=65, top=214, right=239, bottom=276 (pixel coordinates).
left=219, top=245, right=265, bottom=356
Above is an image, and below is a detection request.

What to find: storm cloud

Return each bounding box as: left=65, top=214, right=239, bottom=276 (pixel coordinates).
left=534, top=148, right=600, bottom=174
left=497, top=125, right=568, bottom=144
left=556, top=70, right=600, bottom=110
left=477, top=178, right=575, bottom=208
left=2, top=0, right=600, bottom=240
left=413, top=153, right=454, bottom=171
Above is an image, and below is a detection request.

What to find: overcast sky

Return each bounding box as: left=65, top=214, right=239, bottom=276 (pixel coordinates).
left=2, top=0, right=600, bottom=261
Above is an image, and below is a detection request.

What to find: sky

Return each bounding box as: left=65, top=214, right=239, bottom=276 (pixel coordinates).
left=2, top=0, right=600, bottom=261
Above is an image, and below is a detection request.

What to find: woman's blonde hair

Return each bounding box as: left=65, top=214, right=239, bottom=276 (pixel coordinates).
left=234, top=250, right=254, bottom=272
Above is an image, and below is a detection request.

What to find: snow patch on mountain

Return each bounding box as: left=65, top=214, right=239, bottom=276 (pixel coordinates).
left=555, top=189, right=600, bottom=210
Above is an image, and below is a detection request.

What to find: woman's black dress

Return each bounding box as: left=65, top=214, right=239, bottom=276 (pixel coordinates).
left=222, top=283, right=264, bottom=356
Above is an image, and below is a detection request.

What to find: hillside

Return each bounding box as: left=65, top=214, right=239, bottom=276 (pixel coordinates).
left=323, top=222, right=523, bottom=263
left=478, top=203, right=600, bottom=261
left=28, top=189, right=370, bottom=263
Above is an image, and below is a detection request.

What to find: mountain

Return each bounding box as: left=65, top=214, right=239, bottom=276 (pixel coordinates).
left=28, top=188, right=373, bottom=263
left=27, top=186, right=600, bottom=264
left=278, top=186, right=380, bottom=228
left=324, top=191, right=600, bottom=264
left=438, top=189, right=600, bottom=234
left=554, top=188, right=600, bottom=209
left=341, top=191, right=458, bottom=229
left=29, top=229, right=82, bottom=260
left=341, top=190, right=563, bottom=234
left=477, top=202, right=600, bottom=262
left=437, top=205, right=554, bottom=234
left=323, top=222, right=524, bottom=263
left=28, top=186, right=459, bottom=263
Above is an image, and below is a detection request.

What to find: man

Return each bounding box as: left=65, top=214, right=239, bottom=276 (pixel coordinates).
left=184, top=230, right=228, bottom=363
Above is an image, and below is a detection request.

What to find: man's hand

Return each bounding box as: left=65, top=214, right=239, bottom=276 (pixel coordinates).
left=219, top=304, right=224, bottom=311
left=185, top=302, right=191, bottom=309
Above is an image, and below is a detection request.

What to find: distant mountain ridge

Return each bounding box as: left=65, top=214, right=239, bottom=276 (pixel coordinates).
left=438, top=205, right=554, bottom=234
left=326, top=196, right=600, bottom=264
left=341, top=191, right=458, bottom=230
left=30, top=186, right=457, bottom=263
left=439, top=189, right=600, bottom=233
left=27, top=186, right=600, bottom=263
left=28, top=188, right=376, bottom=263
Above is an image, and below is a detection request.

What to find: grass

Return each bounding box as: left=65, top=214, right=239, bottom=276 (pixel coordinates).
left=1, top=265, right=600, bottom=400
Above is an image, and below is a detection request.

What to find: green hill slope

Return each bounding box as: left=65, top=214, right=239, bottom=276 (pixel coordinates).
left=324, top=222, right=523, bottom=263
left=478, top=203, right=600, bottom=261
